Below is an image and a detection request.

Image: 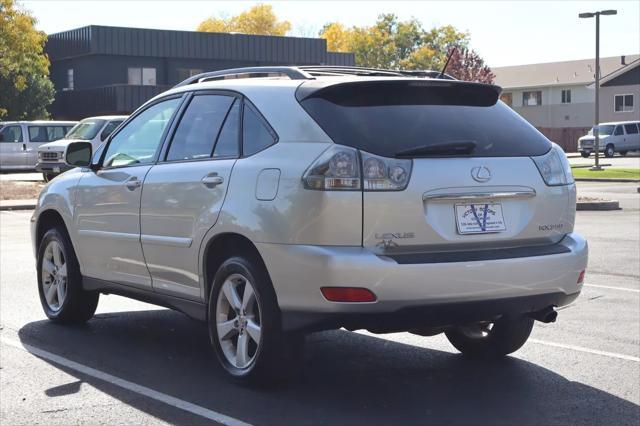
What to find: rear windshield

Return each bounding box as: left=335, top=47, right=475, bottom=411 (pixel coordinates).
left=298, top=81, right=552, bottom=158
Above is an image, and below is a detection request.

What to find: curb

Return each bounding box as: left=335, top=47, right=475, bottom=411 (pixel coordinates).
left=576, top=200, right=620, bottom=211
left=0, top=201, right=37, bottom=211
left=575, top=178, right=640, bottom=183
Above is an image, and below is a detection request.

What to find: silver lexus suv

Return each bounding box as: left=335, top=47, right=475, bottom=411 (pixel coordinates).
left=31, top=66, right=588, bottom=384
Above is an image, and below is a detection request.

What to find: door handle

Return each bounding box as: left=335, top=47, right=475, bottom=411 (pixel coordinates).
left=22, top=143, right=27, bottom=151
left=124, top=177, right=142, bottom=190
left=201, top=173, right=224, bottom=188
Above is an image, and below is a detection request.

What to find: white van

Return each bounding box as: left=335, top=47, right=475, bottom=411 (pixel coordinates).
left=36, top=116, right=126, bottom=181
left=0, top=121, right=77, bottom=171
left=578, top=121, right=640, bottom=158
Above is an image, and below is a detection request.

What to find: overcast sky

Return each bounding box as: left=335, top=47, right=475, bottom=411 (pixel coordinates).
left=20, top=0, right=640, bottom=67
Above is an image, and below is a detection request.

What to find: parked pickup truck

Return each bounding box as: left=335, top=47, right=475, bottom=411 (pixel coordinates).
left=36, top=116, right=127, bottom=181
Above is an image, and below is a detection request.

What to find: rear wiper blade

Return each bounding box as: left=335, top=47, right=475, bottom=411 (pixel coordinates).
left=395, top=141, right=476, bottom=158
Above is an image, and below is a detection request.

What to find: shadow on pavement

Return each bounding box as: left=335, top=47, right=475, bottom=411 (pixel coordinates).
left=18, top=309, right=640, bottom=425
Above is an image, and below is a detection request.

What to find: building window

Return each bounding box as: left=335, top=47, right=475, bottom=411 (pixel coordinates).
left=522, top=91, right=542, bottom=106
left=66, top=69, right=74, bottom=90
left=499, top=92, right=513, bottom=106
left=177, top=68, right=203, bottom=83
left=128, top=67, right=156, bottom=86
left=561, top=89, right=571, bottom=104
left=614, top=94, right=634, bottom=112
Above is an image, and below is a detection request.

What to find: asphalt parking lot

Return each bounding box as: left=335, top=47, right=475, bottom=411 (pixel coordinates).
left=1, top=182, right=638, bottom=425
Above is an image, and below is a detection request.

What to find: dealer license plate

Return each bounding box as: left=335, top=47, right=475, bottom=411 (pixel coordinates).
left=455, top=203, right=506, bottom=234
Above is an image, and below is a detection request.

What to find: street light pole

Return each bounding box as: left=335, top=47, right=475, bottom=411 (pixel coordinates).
left=579, top=9, right=617, bottom=171
left=594, top=12, right=600, bottom=170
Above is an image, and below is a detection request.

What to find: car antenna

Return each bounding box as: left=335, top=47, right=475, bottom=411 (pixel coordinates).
left=438, top=47, right=457, bottom=79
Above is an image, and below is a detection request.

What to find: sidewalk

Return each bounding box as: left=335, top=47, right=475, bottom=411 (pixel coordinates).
left=0, top=199, right=37, bottom=211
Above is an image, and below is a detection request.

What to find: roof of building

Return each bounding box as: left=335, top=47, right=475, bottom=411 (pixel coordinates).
left=493, top=55, right=639, bottom=89
left=600, top=58, right=640, bottom=86
left=45, top=25, right=355, bottom=66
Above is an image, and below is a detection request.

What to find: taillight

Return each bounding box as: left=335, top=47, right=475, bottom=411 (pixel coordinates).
left=302, top=145, right=412, bottom=191
left=577, top=270, right=585, bottom=284
left=531, top=143, right=574, bottom=186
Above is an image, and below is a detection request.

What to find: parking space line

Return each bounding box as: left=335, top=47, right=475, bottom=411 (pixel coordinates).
left=1, top=337, right=251, bottom=426
left=584, top=284, right=640, bottom=293
left=530, top=339, right=640, bottom=362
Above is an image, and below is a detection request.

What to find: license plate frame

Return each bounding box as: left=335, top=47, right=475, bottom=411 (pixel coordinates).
left=455, top=203, right=507, bottom=235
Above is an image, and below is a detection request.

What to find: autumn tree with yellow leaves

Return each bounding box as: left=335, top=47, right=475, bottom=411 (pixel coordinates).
left=197, top=4, right=291, bottom=36
left=0, top=0, right=55, bottom=119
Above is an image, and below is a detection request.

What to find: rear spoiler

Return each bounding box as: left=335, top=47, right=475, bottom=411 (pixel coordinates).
left=296, top=79, right=502, bottom=107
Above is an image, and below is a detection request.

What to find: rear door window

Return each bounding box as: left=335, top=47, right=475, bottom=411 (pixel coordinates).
left=298, top=80, right=552, bottom=158
left=166, top=94, right=234, bottom=161
left=623, top=123, right=638, bottom=134
left=213, top=100, right=240, bottom=158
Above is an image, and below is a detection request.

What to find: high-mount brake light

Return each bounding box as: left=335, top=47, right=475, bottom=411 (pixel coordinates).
left=302, top=145, right=412, bottom=191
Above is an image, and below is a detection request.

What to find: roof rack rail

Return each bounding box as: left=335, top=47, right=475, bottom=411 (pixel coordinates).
left=299, top=65, right=406, bottom=77
left=174, top=66, right=313, bottom=88
left=173, top=65, right=457, bottom=88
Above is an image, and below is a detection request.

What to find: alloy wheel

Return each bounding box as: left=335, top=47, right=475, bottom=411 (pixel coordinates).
left=41, top=240, right=67, bottom=311
left=216, top=273, right=262, bottom=369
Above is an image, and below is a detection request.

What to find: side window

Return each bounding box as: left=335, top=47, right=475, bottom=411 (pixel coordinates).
left=0, top=126, right=23, bottom=143
left=213, top=100, right=240, bottom=158
left=242, top=104, right=276, bottom=157
left=167, top=95, right=234, bottom=161
left=614, top=126, right=624, bottom=136
left=28, top=126, right=49, bottom=142
left=623, top=123, right=638, bottom=135
left=47, top=126, right=66, bottom=141
left=100, top=121, right=122, bottom=141
left=103, top=98, right=180, bottom=167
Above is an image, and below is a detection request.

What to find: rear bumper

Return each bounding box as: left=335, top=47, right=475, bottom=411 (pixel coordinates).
left=256, top=233, right=588, bottom=331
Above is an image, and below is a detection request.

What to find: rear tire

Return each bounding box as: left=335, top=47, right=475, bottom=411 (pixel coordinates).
left=37, top=228, right=99, bottom=324
left=208, top=256, right=303, bottom=385
left=619, top=151, right=628, bottom=157
left=580, top=151, right=590, bottom=158
left=445, top=315, right=534, bottom=359
left=604, top=144, right=615, bottom=158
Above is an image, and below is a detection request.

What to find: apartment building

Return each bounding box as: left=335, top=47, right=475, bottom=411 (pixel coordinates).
left=493, top=55, right=638, bottom=151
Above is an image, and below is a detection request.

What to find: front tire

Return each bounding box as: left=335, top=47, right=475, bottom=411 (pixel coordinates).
left=208, top=256, right=303, bottom=384
left=37, top=228, right=99, bottom=323
left=580, top=151, right=591, bottom=158
left=604, top=144, right=615, bottom=158
left=43, top=172, right=57, bottom=182
left=445, top=315, right=534, bottom=359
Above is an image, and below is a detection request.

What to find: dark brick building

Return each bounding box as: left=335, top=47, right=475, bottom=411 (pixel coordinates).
left=45, top=25, right=355, bottom=119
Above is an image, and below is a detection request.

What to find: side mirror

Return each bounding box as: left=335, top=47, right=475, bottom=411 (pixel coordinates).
left=65, top=141, right=92, bottom=167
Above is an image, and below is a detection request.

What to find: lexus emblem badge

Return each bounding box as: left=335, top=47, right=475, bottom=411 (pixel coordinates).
left=471, top=166, right=491, bottom=183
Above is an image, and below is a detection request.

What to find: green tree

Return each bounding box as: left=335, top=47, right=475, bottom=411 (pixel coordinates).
left=320, top=15, right=493, bottom=83
left=0, top=0, right=55, bottom=120
left=197, top=4, right=291, bottom=36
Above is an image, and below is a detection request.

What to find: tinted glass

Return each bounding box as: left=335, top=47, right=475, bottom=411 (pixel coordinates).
left=167, top=95, right=234, bottom=161
left=28, top=126, right=51, bottom=142
left=242, top=105, right=275, bottom=156
left=300, top=84, right=551, bottom=157
left=624, top=123, right=639, bottom=134
left=213, top=100, right=240, bottom=158
left=103, top=98, right=180, bottom=167
left=47, top=126, right=66, bottom=141
left=614, top=126, right=624, bottom=136
left=0, top=126, right=23, bottom=143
